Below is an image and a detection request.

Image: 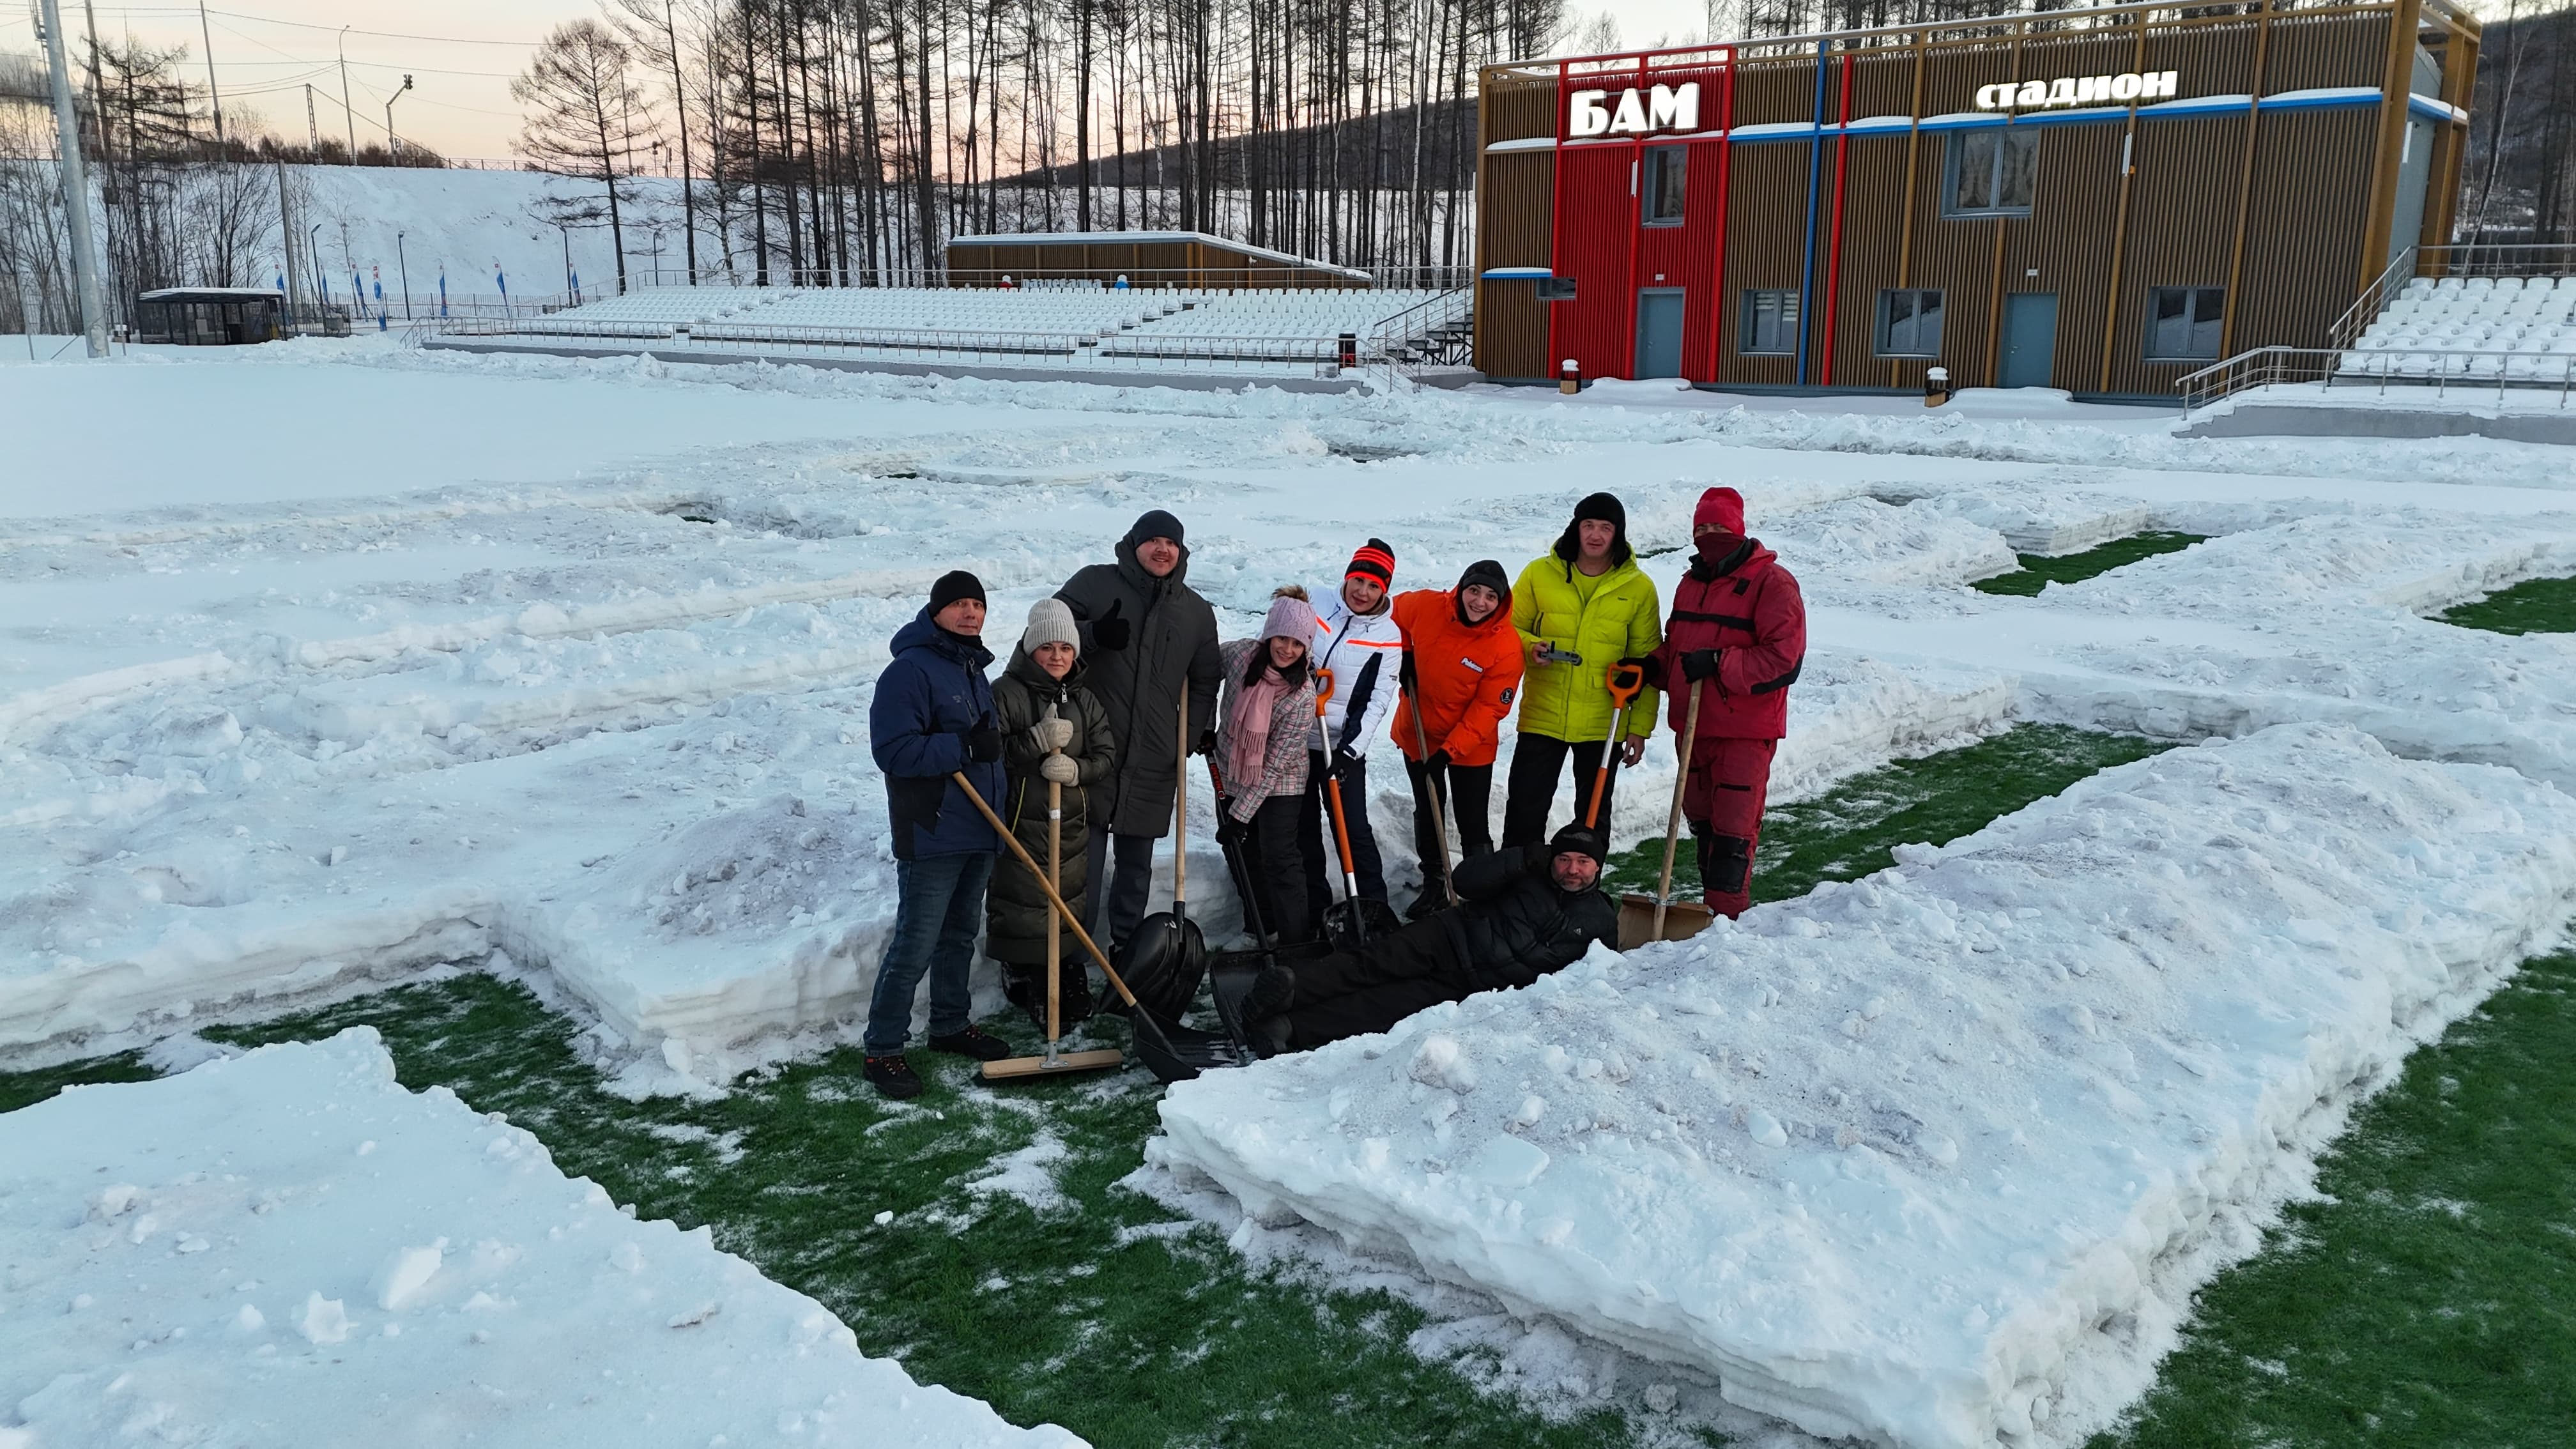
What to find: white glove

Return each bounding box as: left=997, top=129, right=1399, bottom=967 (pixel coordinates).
left=1029, top=717, right=1075, bottom=752
left=1039, top=753, right=1080, bottom=785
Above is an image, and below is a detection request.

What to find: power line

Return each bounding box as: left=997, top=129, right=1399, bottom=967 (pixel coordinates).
left=68, top=6, right=539, bottom=47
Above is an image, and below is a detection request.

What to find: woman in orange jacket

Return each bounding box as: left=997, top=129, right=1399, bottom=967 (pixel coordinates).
left=1390, top=560, right=1526, bottom=918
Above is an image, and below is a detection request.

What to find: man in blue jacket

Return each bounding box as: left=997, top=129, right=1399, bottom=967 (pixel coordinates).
left=865, top=570, right=1013, bottom=1099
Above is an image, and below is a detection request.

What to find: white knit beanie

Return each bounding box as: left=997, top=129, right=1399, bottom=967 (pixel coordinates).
left=1022, top=597, right=1081, bottom=656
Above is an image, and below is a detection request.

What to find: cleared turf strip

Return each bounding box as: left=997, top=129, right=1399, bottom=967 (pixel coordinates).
left=2437, top=574, right=2576, bottom=636
left=1971, top=532, right=2208, bottom=597
left=12, top=726, right=2559, bottom=1449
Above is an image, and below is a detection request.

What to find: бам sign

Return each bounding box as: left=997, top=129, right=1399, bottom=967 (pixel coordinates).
left=1567, top=83, right=1701, bottom=138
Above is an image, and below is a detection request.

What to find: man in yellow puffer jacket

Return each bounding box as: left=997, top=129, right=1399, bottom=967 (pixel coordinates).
left=1502, top=492, right=1662, bottom=847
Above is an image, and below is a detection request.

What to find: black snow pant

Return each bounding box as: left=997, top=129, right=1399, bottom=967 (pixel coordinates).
left=1082, top=829, right=1158, bottom=958
left=1299, top=749, right=1388, bottom=926
left=1280, top=924, right=1469, bottom=1050
left=1501, top=732, right=1615, bottom=849
left=1403, top=755, right=1494, bottom=916
left=1229, top=794, right=1313, bottom=947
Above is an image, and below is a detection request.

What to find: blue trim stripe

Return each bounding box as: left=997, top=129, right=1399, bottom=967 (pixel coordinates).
left=1481, top=267, right=1554, bottom=279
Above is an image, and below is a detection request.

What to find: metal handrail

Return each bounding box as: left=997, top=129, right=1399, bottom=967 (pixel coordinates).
left=415, top=314, right=1387, bottom=371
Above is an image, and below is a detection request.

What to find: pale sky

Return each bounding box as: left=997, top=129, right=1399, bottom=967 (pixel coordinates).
left=0, top=0, right=2502, bottom=162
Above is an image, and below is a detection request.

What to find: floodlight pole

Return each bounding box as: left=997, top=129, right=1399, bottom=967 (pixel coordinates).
left=197, top=0, right=224, bottom=146
left=397, top=231, right=411, bottom=319
left=36, top=0, right=107, bottom=357
left=385, top=73, right=411, bottom=158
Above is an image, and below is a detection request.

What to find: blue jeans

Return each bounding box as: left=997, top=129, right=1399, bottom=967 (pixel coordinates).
left=864, top=851, right=994, bottom=1054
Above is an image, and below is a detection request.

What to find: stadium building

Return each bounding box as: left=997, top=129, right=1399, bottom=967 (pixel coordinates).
left=1471, top=0, right=2481, bottom=399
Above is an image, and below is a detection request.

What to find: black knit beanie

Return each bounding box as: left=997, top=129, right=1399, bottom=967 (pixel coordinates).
left=1126, top=509, right=1186, bottom=549
left=1548, top=823, right=1608, bottom=868
left=928, top=569, right=986, bottom=615
left=1554, top=492, right=1632, bottom=566
left=1455, top=559, right=1510, bottom=622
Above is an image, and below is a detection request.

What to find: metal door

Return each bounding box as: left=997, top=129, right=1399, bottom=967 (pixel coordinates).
left=1998, top=293, right=2058, bottom=389
left=1633, top=289, right=1686, bottom=379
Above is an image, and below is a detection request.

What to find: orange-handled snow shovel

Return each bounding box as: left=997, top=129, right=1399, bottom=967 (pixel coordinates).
left=1583, top=660, right=1649, bottom=832
left=1313, top=667, right=1402, bottom=950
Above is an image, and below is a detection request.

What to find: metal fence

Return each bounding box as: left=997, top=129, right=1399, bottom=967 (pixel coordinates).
left=2179, top=345, right=2576, bottom=417
left=414, top=314, right=1387, bottom=374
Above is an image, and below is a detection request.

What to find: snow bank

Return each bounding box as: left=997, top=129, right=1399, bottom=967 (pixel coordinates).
left=0, top=1028, right=1083, bottom=1447
left=1147, top=724, right=2576, bottom=1448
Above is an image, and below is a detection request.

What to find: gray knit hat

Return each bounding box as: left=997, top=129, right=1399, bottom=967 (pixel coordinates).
left=1022, top=597, right=1080, bottom=656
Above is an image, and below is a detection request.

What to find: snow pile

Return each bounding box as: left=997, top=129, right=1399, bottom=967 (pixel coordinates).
left=1759, top=497, right=2019, bottom=586
left=1890, top=477, right=2153, bottom=556
left=0, top=1028, right=1084, bottom=1447
left=1148, top=724, right=2576, bottom=1448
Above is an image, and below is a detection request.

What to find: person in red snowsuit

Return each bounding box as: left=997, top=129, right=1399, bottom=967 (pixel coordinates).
left=1645, top=487, right=1806, bottom=918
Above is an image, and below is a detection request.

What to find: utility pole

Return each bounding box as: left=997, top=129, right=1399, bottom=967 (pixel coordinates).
left=196, top=0, right=224, bottom=147
left=337, top=26, right=355, bottom=158
left=36, top=0, right=107, bottom=357
left=395, top=231, right=410, bottom=319
left=385, top=73, right=411, bottom=159
left=306, top=83, right=317, bottom=153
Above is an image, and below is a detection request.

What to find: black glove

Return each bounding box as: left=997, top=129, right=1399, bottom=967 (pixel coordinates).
left=1091, top=600, right=1131, bottom=652
left=1331, top=744, right=1362, bottom=780
left=966, top=719, right=1003, bottom=763
left=1681, top=648, right=1722, bottom=683
left=1398, top=652, right=1419, bottom=693
left=1214, top=804, right=1247, bottom=845
left=1421, top=749, right=1452, bottom=774
left=1619, top=654, right=1662, bottom=689
left=1193, top=728, right=1218, bottom=757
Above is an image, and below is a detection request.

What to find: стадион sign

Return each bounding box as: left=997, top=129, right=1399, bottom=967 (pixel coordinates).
left=1975, top=71, right=2179, bottom=111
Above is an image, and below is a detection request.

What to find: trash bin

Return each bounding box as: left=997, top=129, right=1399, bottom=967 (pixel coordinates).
left=1560, top=358, right=1581, bottom=395
left=1924, top=365, right=1952, bottom=408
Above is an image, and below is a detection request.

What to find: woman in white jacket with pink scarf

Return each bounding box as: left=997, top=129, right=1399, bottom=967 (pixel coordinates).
left=1216, top=588, right=1321, bottom=945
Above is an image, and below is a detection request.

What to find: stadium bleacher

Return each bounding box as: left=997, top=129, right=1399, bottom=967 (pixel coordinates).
left=2342, top=274, right=2576, bottom=381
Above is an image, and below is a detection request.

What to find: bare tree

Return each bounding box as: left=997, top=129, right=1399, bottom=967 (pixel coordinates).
left=514, top=19, right=659, bottom=290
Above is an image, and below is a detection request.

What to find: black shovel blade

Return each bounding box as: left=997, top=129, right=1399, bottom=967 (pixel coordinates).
left=1131, top=1017, right=1250, bottom=1084
left=1114, top=912, right=1209, bottom=1021
left=1322, top=897, right=1406, bottom=953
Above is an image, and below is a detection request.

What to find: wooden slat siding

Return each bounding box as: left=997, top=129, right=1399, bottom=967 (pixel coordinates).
left=2236, top=108, right=2379, bottom=348
left=1827, top=137, right=1913, bottom=385
left=2102, top=115, right=2246, bottom=397
left=1487, top=74, right=1557, bottom=144
left=1718, top=139, right=1805, bottom=387
left=1480, top=151, right=1556, bottom=378
left=1733, top=52, right=1817, bottom=126
left=1899, top=127, right=2001, bottom=389
left=2264, top=11, right=2392, bottom=90
left=1998, top=121, right=2126, bottom=390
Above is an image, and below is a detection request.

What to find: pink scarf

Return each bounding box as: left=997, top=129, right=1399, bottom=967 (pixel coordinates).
left=1227, top=665, right=1291, bottom=799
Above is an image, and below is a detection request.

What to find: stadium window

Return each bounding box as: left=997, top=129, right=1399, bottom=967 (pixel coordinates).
left=1642, top=146, right=1687, bottom=226
left=1877, top=289, right=1945, bottom=357
left=1945, top=128, right=2037, bottom=217
left=1536, top=276, right=1577, bottom=302
left=2145, top=286, right=2227, bottom=361
left=1741, top=289, right=1800, bottom=354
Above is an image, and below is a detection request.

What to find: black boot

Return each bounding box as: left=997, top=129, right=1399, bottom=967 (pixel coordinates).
left=926, top=1025, right=1010, bottom=1062
left=864, top=1053, right=923, bottom=1101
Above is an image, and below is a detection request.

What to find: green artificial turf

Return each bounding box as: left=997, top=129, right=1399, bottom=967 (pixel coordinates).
left=10, top=724, right=2567, bottom=1449
left=2437, top=575, right=2576, bottom=636
left=1972, top=531, right=2208, bottom=597
left=2092, top=950, right=2576, bottom=1449
left=1602, top=722, right=2170, bottom=903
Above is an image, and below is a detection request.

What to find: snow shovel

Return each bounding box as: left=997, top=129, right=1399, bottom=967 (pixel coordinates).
left=1312, top=668, right=1404, bottom=951
left=1404, top=669, right=1459, bottom=912
left=1112, top=693, right=1208, bottom=1023
left=984, top=731, right=1124, bottom=1083
left=952, top=773, right=1242, bottom=1084
left=1619, top=676, right=1718, bottom=951
left=1583, top=661, right=1650, bottom=833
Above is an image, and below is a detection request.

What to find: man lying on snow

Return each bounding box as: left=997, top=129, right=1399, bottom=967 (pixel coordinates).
left=1229, top=824, right=1618, bottom=1055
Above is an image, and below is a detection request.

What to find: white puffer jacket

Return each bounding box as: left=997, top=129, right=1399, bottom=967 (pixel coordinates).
left=1305, top=587, right=1404, bottom=757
